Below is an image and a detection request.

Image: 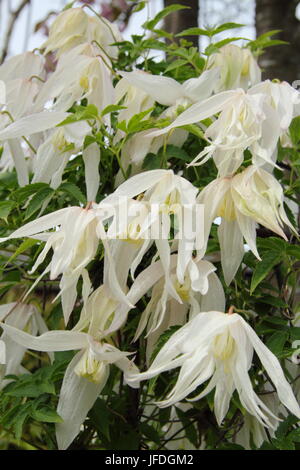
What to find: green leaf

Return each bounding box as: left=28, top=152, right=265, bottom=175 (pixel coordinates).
left=143, top=4, right=188, bottom=31
left=286, top=245, right=300, bottom=260
left=4, top=238, right=39, bottom=267
left=266, top=331, right=289, bottom=356
left=180, top=124, right=205, bottom=139
left=89, top=399, right=111, bottom=440
left=101, top=104, right=127, bottom=117
left=175, top=407, right=198, bottom=447
left=132, top=0, right=147, bottom=13
left=165, top=59, right=189, bottom=73
left=59, top=182, right=86, bottom=204
left=177, top=23, right=244, bottom=38
left=31, top=405, right=63, bottom=423
left=5, top=379, right=55, bottom=398
left=142, top=153, right=161, bottom=170
left=140, top=423, right=161, bottom=444
left=205, top=37, right=247, bottom=55
left=0, top=201, right=15, bottom=222
left=58, top=104, right=98, bottom=126
left=12, top=183, right=49, bottom=204
left=24, top=187, right=54, bottom=220
left=164, top=144, right=190, bottom=162
left=127, top=107, right=154, bottom=133
left=250, top=251, right=283, bottom=294
left=289, top=116, right=300, bottom=146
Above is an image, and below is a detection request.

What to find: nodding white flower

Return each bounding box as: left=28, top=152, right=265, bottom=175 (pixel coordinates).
left=42, top=8, right=122, bottom=59
left=127, top=310, right=300, bottom=429
left=248, top=79, right=300, bottom=168
left=232, top=388, right=278, bottom=449
left=198, top=165, right=296, bottom=285
left=0, top=53, right=60, bottom=187
left=0, top=52, right=45, bottom=83
left=43, top=8, right=89, bottom=56
left=119, top=68, right=219, bottom=108
left=101, top=169, right=200, bottom=301
left=206, top=44, right=261, bottom=92
left=133, top=257, right=225, bottom=342
left=31, top=121, right=98, bottom=195
left=113, top=68, right=219, bottom=184
left=134, top=256, right=225, bottom=364
left=33, top=44, right=114, bottom=116
left=0, top=306, right=138, bottom=450
left=0, top=303, right=50, bottom=388
left=147, top=81, right=300, bottom=176
left=0, top=206, right=102, bottom=324
left=0, top=107, right=69, bottom=186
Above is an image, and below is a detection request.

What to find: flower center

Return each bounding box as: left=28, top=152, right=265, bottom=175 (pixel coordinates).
left=212, top=331, right=235, bottom=361
left=74, top=349, right=107, bottom=384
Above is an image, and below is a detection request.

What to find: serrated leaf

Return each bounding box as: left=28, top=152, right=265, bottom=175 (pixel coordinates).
left=6, top=379, right=56, bottom=398
left=205, top=37, right=246, bottom=55
left=250, top=251, right=283, bottom=293
left=59, top=182, right=86, bottom=204
left=177, top=23, right=244, bottom=38
left=266, top=331, right=289, bottom=356
left=0, top=201, right=15, bottom=222
left=180, top=124, right=205, bottom=139
left=31, top=406, right=63, bottom=423
left=101, top=105, right=127, bottom=117
left=4, top=238, right=39, bottom=267
left=164, top=144, right=190, bottom=162
left=12, top=183, right=49, bottom=204
left=58, top=104, right=98, bottom=126
left=24, top=187, right=54, bottom=220
left=127, top=107, right=154, bottom=134
left=165, top=59, right=189, bottom=73
left=143, top=4, right=188, bottom=31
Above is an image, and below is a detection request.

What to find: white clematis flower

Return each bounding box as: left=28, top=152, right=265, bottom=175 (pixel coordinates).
left=206, top=44, right=261, bottom=92
left=101, top=169, right=200, bottom=300
left=126, top=310, right=300, bottom=429
left=42, top=8, right=122, bottom=59
left=119, top=68, right=220, bottom=108
left=0, top=302, right=50, bottom=388
left=0, top=52, right=45, bottom=83
left=0, top=316, right=138, bottom=450
left=31, top=120, right=94, bottom=191
left=0, top=206, right=102, bottom=324
left=198, top=165, right=296, bottom=285
left=33, top=44, right=114, bottom=116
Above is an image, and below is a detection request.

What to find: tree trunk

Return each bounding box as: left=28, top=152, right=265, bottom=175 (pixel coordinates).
left=255, top=0, right=300, bottom=83
left=164, top=0, right=199, bottom=47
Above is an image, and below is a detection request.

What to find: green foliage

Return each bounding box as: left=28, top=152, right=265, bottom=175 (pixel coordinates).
left=0, top=3, right=299, bottom=453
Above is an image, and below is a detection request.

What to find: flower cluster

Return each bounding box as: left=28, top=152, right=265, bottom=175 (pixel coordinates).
left=0, top=6, right=299, bottom=450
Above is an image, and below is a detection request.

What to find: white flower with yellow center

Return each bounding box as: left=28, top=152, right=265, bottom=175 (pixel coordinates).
left=126, top=310, right=300, bottom=429
left=0, top=286, right=138, bottom=450
left=206, top=44, right=261, bottom=92
left=42, top=8, right=122, bottom=59
left=198, top=165, right=296, bottom=285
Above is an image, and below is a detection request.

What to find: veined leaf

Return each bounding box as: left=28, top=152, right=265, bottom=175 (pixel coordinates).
left=143, top=4, right=188, bottom=31
left=250, top=251, right=283, bottom=294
